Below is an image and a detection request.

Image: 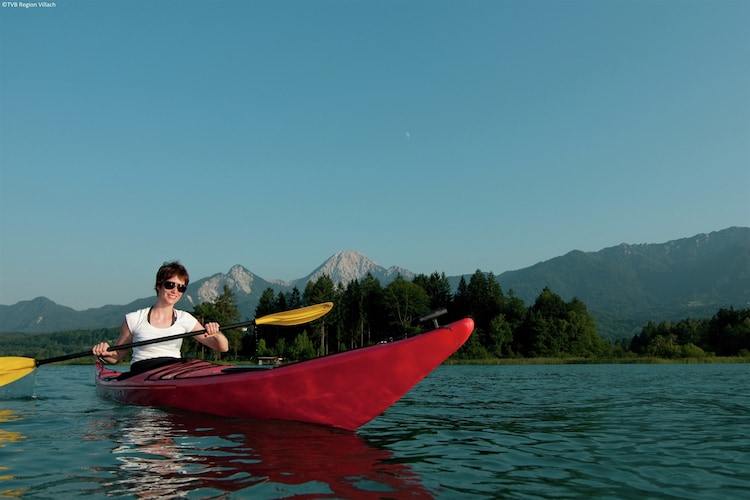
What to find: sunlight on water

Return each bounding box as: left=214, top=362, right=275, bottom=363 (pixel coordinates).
left=0, top=364, right=748, bottom=498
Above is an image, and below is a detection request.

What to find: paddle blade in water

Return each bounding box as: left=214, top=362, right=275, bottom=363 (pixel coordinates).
left=0, top=357, right=37, bottom=387
left=255, top=302, right=334, bottom=326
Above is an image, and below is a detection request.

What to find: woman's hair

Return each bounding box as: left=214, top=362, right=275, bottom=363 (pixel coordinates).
left=154, top=261, right=190, bottom=292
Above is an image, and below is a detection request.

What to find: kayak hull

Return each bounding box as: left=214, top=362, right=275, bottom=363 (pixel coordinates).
left=96, top=318, right=473, bottom=430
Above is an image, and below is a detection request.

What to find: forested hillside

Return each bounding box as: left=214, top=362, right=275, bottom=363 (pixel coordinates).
left=497, top=227, right=749, bottom=338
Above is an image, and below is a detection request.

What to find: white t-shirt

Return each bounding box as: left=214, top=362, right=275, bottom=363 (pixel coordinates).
left=125, top=308, right=199, bottom=364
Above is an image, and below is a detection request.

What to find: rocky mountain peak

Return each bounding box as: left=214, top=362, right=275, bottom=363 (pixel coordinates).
left=192, top=265, right=255, bottom=304
left=306, top=251, right=382, bottom=285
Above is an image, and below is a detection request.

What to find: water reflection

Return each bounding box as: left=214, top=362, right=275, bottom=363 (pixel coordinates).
left=0, top=409, right=26, bottom=445
left=93, top=408, right=433, bottom=498
left=0, top=409, right=28, bottom=497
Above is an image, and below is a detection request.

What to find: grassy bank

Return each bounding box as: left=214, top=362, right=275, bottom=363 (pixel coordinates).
left=445, top=356, right=750, bottom=365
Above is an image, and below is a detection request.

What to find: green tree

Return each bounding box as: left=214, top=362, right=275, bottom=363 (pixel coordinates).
left=487, top=315, right=514, bottom=357
left=304, top=275, right=337, bottom=355
left=289, top=330, right=316, bottom=361
left=704, top=307, right=750, bottom=356
left=503, top=290, right=527, bottom=331
left=681, top=343, right=707, bottom=358
left=453, top=329, right=492, bottom=359
left=461, top=270, right=505, bottom=352
left=382, top=275, right=431, bottom=337
left=413, top=272, right=453, bottom=311
left=361, top=273, right=385, bottom=343
left=566, top=298, right=607, bottom=356
left=342, top=278, right=365, bottom=349
left=276, top=290, right=287, bottom=312
left=516, top=288, right=563, bottom=356
left=286, top=287, right=302, bottom=310
left=250, top=287, right=281, bottom=357
left=452, top=276, right=470, bottom=319
left=467, top=270, right=504, bottom=330
left=631, top=320, right=688, bottom=358
left=256, top=287, right=280, bottom=317
left=190, top=285, right=242, bottom=360
left=516, top=288, right=605, bottom=357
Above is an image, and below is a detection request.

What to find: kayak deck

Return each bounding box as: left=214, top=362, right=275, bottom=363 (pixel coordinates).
left=96, top=317, right=474, bottom=430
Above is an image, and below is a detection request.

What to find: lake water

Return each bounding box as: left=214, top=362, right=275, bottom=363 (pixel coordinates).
left=1, top=363, right=748, bottom=499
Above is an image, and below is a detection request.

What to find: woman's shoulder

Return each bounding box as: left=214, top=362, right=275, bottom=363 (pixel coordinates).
left=125, top=307, right=150, bottom=323
left=174, top=309, right=198, bottom=326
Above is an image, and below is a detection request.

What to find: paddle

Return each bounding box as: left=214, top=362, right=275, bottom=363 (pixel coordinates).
left=0, top=302, right=334, bottom=387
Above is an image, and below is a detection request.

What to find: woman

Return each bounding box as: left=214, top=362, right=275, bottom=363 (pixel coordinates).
left=92, top=261, right=229, bottom=375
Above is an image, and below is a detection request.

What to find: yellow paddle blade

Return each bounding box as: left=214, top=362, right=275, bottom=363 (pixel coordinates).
left=255, top=302, right=334, bottom=326
left=0, top=357, right=37, bottom=387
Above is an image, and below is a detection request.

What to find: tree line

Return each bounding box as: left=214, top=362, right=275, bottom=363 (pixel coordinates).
left=627, top=307, right=750, bottom=358
left=191, top=270, right=612, bottom=361
left=2, top=270, right=748, bottom=362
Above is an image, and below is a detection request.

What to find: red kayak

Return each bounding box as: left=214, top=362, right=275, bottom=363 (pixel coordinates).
left=96, top=317, right=474, bottom=430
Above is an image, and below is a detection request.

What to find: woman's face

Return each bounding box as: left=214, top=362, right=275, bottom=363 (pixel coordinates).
left=158, top=275, right=187, bottom=304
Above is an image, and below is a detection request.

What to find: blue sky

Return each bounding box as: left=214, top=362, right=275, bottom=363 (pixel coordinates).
left=1, top=0, right=748, bottom=310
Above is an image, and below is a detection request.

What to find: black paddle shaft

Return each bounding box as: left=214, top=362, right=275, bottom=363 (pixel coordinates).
left=35, top=319, right=257, bottom=367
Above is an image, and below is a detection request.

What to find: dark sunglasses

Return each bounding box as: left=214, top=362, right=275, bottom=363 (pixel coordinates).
left=163, top=281, right=187, bottom=293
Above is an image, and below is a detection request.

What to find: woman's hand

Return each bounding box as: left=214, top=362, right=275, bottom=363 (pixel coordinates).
left=198, top=322, right=229, bottom=352
left=203, top=322, right=221, bottom=338
left=93, top=342, right=118, bottom=363
left=93, top=342, right=113, bottom=357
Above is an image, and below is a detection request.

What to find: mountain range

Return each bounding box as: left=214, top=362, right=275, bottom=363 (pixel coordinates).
left=1, top=227, right=748, bottom=340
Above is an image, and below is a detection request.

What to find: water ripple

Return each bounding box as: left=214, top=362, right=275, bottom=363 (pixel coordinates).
left=361, top=364, right=750, bottom=499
